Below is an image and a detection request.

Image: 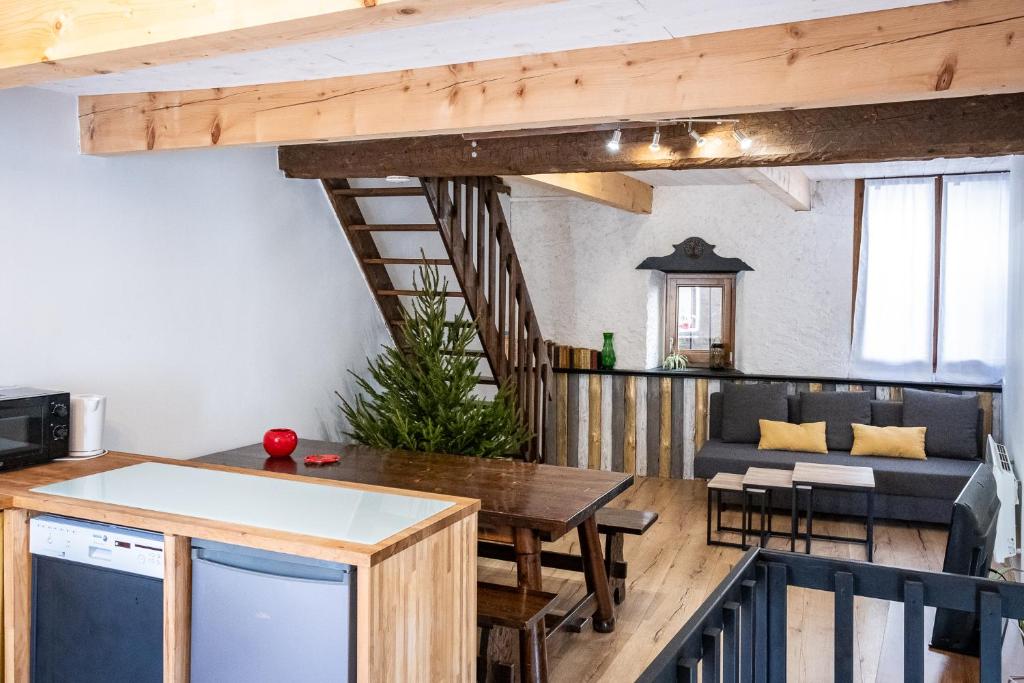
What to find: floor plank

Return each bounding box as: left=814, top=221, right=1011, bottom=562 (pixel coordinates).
left=478, top=476, right=1022, bottom=682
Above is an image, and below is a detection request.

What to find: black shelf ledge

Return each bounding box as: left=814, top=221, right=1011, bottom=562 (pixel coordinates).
left=552, top=366, right=1002, bottom=394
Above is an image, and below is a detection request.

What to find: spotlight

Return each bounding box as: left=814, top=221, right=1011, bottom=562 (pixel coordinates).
left=732, top=129, right=753, bottom=151
left=607, top=129, right=622, bottom=152
left=385, top=175, right=412, bottom=183
left=689, top=129, right=706, bottom=148
left=649, top=127, right=661, bottom=152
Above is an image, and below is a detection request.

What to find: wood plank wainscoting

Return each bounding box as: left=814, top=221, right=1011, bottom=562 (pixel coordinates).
left=543, top=369, right=1003, bottom=479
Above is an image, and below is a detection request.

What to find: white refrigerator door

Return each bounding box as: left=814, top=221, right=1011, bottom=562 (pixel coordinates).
left=191, top=557, right=352, bottom=683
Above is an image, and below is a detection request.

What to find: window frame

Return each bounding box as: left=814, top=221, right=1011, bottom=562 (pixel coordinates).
left=852, top=171, right=1008, bottom=374
left=663, top=272, right=736, bottom=368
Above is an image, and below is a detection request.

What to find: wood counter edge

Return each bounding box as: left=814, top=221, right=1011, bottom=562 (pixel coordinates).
left=0, top=451, right=480, bottom=567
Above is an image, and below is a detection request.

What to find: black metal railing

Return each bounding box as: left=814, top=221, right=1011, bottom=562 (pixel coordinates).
left=636, top=549, right=1024, bottom=683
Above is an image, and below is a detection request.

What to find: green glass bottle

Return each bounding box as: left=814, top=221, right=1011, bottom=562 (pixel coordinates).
left=600, top=332, right=616, bottom=370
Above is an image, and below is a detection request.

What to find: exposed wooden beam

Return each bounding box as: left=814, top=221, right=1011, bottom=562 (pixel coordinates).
left=1, top=0, right=559, bottom=89
left=79, top=0, right=1024, bottom=154
left=738, top=167, right=813, bottom=211
left=278, top=94, right=1024, bottom=178
left=512, top=173, right=653, bottom=214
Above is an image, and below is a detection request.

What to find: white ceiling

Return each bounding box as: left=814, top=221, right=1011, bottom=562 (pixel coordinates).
left=39, top=0, right=941, bottom=95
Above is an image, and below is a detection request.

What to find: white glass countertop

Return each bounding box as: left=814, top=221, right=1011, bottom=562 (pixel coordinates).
left=32, top=462, right=453, bottom=546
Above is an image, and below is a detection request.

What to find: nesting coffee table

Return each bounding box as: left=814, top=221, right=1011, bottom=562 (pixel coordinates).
left=791, top=461, right=876, bottom=562
left=706, top=462, right=876, bottom=562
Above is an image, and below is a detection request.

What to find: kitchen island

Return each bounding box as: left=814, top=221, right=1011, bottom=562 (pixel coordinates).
left=0, top=452, right=479, bottom=682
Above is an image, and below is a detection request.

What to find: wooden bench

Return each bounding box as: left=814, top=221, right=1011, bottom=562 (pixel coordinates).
left=595, top=507, right=659, bottom=604
left=477, top=581, right=559, bottom=683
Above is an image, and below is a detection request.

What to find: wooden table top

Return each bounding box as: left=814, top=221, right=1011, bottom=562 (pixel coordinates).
left=0, top=451, right=478, bottom=566
left=792, top=461, right=875, bottom=489
left=197, top=440, right=634, bottom=540
left=742, top=467, right=794, bottom=489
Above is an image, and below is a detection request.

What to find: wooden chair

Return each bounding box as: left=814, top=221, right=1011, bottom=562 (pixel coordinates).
left=594, top=508, right=659, bottom=604
left=477, top=581, right=558, bottom=683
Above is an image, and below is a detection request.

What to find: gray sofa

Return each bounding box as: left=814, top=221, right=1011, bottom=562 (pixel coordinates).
left=694, top=390, right=985, bottom=524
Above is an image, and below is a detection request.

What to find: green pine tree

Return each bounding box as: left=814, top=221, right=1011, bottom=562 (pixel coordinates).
left=339, top=259, right=530, bottom=458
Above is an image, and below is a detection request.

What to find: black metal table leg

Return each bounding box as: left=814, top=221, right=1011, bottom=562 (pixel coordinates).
left=706, top=487, right=713, bottom=546
left=759, top=491, right=767, bottom=547
left=866, top=489, right=875, bottom=563
left=790, top=485, right=797, bottom=553
left=741, top=490, right=748, bottom=550
left=805, top=487, right=814, bottom=555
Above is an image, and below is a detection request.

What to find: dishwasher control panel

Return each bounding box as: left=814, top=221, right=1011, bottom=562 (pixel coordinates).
left=30, top=515, right=164, bottom=579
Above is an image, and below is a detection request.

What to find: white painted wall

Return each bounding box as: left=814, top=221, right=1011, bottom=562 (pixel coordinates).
left=0, top=88, right=389, bottom=458
left=510, top=181, right=855, bottom=374
left=1005, top=157, right=1024, bottom=479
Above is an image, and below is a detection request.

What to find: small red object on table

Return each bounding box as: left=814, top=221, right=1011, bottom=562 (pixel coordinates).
left=304, top=453, right=341, bottom=466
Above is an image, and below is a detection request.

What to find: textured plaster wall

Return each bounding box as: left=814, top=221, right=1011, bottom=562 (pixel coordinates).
left=0, top=88, right=390, bottom=458
left=510, top=181, right=856, bottom=375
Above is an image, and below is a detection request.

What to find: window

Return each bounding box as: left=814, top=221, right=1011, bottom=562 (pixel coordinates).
left=664, top=273, right=735, bottom=367
left=851, top=173, right=1009, bottom=383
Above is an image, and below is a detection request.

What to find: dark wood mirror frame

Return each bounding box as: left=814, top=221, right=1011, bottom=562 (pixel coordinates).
left=664, top=273, right=736, bottom=368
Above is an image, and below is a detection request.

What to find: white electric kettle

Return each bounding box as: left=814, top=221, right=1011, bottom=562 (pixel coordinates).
left=69, top=394, right=106, bottom=457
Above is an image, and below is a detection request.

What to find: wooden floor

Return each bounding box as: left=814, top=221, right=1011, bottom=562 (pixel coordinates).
left=478, top=476, right=1023, bottom=682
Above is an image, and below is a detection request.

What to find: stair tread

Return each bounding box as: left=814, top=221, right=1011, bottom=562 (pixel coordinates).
left=348, top=224, right=438, bottom=232
left=377, top=289, right=465, bottom=297
left=332, top=187, right=425, bottom=197
left=363, top=258, right=451, bottom=266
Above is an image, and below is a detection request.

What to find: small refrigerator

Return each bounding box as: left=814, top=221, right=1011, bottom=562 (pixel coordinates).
left=190, top=539, right=356, bottom=683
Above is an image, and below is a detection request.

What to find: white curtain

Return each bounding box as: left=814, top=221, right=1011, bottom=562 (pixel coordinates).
left=937, top=174, right=1010, bottom=383
left=851, top=177, right=936, bottom=381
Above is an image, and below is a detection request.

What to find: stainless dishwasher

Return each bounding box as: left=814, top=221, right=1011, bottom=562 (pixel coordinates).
left=190, top=539, right=356, bottom=683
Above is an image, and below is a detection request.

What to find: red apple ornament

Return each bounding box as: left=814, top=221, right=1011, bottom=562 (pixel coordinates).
left=263, top=428, right=298, bottom=458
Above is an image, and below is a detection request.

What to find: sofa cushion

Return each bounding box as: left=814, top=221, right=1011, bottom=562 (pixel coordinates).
left=694, top=438, right=978, bottom=500
left=758, top=420, right=828, bottom=454
left=850, top=424, right=927, bottom=460
left=786, top=395, right=801, bottom=424
left=870, top=400, right=902, bottom=427
left=709, top=392, right=724, bottom=440
left=902, top=388, right=979, bottom=460
left=720, top=383, right=788, bottom=444
left=799, top=391, right=871, bottom=451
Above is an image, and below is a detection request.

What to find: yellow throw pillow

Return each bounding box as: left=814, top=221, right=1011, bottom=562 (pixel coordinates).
left=757, top=420, right=828, bottom=454
left=850, top=424, right=927, bottom=460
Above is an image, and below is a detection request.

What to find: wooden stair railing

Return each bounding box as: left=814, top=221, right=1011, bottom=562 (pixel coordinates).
left=421, top=177, right=553, bottom=461
left=319, top=176, right=553, bottom=462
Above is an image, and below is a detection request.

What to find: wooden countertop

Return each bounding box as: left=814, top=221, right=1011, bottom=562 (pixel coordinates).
left=0, top=451, right=479, bottom=566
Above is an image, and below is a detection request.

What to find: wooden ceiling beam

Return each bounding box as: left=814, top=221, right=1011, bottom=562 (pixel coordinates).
left=277, top=94, right=1024, bottom=178
left=738, top=167, right=813, bottom=211
left=0, top=0, right=560, bottom=89
left=78, top=0, right=1024, bottom=154
left=512, top=173, right=653, bottom=214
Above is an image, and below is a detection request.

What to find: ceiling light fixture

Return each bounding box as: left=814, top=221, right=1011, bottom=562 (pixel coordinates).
left=607, top=129, right=623, bottom=152
left=732, top=129, right=753, bottom=151
left=385, top=175, right=411, bottom=183
left=688, top=123, right=706, bottom=148
left=649, top=127, right=661, bottom=152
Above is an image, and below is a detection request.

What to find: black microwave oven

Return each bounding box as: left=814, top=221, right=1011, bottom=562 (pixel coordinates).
left=0, top=388, right=70, bottom=471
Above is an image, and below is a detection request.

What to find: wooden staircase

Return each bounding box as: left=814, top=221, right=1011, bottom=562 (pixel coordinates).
left=321, top=177, right=553, bottom=460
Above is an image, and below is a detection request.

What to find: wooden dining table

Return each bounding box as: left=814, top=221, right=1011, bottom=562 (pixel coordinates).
left=197, top=439, right=633, bottom=635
